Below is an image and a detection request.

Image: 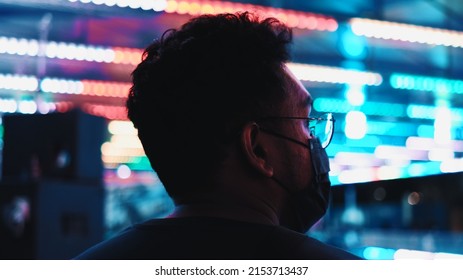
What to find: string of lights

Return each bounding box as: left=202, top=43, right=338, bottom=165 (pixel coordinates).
left=68, top=0, right=339, bottom=31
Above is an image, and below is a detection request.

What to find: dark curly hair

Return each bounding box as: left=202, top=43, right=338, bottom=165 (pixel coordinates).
left=127, top=12, right=292, bottom=201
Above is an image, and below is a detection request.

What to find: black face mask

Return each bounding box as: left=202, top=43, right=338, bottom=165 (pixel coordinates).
left=258, top=127, right=332, bottom=233
left=277, top=137, right=331, bottom=233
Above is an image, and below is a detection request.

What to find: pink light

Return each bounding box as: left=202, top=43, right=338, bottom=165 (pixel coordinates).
left=164, top=0, right=338, bottom=31
left=82, top=103, right=128, bottom=120
left=374, top=145, right=428, bottom=160
left=334, top=152, right=382, bottom=167
left=406, top=136, right=463, bottom=152
left=81, top=80, right=131, bottom=98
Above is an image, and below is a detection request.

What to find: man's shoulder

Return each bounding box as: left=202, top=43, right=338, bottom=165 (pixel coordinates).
left=74, top=217, right=361, bottom=260
left=269, top=226, right=362, bottom=259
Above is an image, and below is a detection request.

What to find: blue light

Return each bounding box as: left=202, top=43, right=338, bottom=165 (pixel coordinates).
left=363, top=246, right=396, bottom=260
left=338, top=25, right=367, bottom=59
left=417, top=125, right=434, bottom=137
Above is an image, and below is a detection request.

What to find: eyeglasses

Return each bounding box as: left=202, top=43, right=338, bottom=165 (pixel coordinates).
left=257, top=112, right=335, bottom=148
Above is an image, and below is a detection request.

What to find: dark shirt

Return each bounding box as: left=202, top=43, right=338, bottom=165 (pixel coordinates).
left=75, top=217, right=362, bottom=260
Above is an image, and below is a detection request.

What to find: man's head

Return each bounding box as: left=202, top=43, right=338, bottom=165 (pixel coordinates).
left=127, top=12, right=294, bottom=201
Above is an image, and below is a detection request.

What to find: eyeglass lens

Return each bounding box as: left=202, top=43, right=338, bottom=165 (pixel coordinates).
left=309, top=113, right=334, bottom=148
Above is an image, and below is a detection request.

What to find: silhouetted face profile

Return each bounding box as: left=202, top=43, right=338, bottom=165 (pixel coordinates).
left=260, top=66, right=331, bottom=232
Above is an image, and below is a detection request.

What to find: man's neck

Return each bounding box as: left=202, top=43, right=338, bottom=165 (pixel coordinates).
left=168, top=196, right=279, bottom=226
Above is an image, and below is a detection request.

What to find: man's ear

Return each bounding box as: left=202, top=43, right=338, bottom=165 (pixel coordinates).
left=240, top=122, right=274, bottom=177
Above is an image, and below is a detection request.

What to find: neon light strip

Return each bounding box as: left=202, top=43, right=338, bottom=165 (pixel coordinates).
left=314, top=98, right=406, bottom=117
left=0, top=74, right=38, bottom=91
left=0, top=36, right=141, bottom=65
left=39, top=77, right=131, bottom=98
left=315, top=98, right=463, bottom=120
left=69, top=0, right=168, bottom=11
left=69, top=0, right=338, bottom=31
left=407, top=104, right=463, bottom=121
left=1, top=37, right=382, bottom=85
left=374, top=145, right=428, bottom=161
left=351, top=18, right=463, bottom=48
left=406, top=136, right=463, bottom=152
left=108, top=120, right=137, bottom=135
left=0, top=98, right=72, bottom=114
left=394, top=249, right=463, bottom=259
left=287, top=63, right=382, bottom=86
left=81, top=103, right=128, bottom=120
left=390, top=73, right=463, bottom=94
left=334, top=151, right=382, bottom=167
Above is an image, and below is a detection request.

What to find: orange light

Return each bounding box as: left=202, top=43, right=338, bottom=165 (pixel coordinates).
left=189, top=2, right=201, bottom=15
left=164, top=0, right=337, bottom=31
left=82, top=103, right=128, bottom=120
left=201, top=3, right=214, bottom=14
left=165, top=0, right=178, bottom=13
left=177, top=1, right=190, bottom=14
left=81, top=80, right=131, bottom=98
left=113, top=47, right=143, bottom=65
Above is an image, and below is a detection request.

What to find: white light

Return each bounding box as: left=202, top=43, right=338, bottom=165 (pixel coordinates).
left=139, top=0, right=152, bottom=10
left=104, top=0, right=117, bottom=6
left=152, top=0, right=168, bottom=11
left=434, top=252, right=463, bottom=259
left=95, top=48, right=107, bottom=62
left=16, top=39, right=29, bottom=55
left=128, top=0, right=141, bottom=9
left=116, top=0, right=130, bottom=8
left=0, top=74, right=38, bottom=91
left=377, top=166, right=401, bottom=180
left=103, top=49, right=116, bottom=63
left=440, top=158, right=463, bottom=173
left=428, top=148, right=454, bottom=161
left=0, top=99, right=17, bottom=113
left=6, top=37, right=17, bottom=54
left=108, top=120, right=138, bottom=135
left=338, top=168, right=375, bottom=184
left=375, top=145, right=428, bottom=161
left=74, top=45, right=87, bottom=60
left=40, top=78, right=83, bottom=94
left=64, top=43, right=77, bottom=60
left=345, top=111, right=367, bottom=139
left=394, top=249, right=463, bottom=260
left=45, top=41, right=58, bottom=58
left=0, top=37, right=39, bottom=56
left=116, top=164, right=131, bottom=179
left=434, top=106, right=452, bottom=145
left=43, top=41, right=114, bottom=63
left=56, top=42, right=67, bottom=59
left=18, top=100, right=37, bottom=114
left=27, top=40, right=39, bottom=56
left=345, top=84, right=365, bottom=106
left=37, top=101, right=52, bottom=114
left=0, top=37, right=8, bottom=53
left=394, top=249, right=434, bottom=259
left=351, top=18, right=463, bottom=48
left=287, top=63, right=382, bottom=86
left=334, top=152, right=379, bottom=167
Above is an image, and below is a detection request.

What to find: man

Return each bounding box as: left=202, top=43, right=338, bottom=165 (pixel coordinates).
left=76, top=12, right=361, bottom=259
